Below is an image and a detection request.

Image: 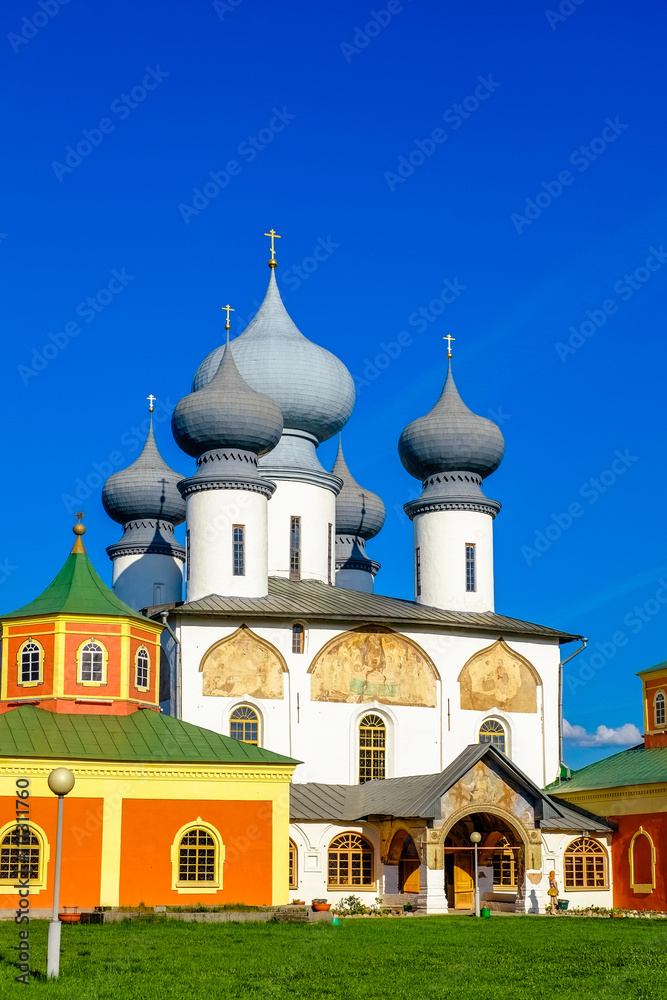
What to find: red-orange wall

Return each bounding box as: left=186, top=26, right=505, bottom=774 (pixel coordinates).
left=0, top=795, right=103, bottom=910
left=4, top=623, right=56, bottom=700
left=611, top=812, right=667, bottom=911
left=119, top=799, right=274, bottom=906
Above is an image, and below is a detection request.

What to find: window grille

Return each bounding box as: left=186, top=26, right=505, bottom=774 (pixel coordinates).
left=466, top=543, right=476, bottom=592
left=135, top=647, right=149, bottom=688
left=178, top=828, right=216, bottom=883
left=292, top=624, right=305, bottom=654
left=0, top=828, right=40, bottom=882
left=564, top=837, right=608, bottom=890
left=328, top=523, right=333, bottom=584
left=359, top=714, right=386, bottom=783
left=186, top=529, right=191, bottom=582
left=492, top=836, right=517, bottom=889
left=478, top=719, right=506, bottom=754
left=289, top=517, right=301, bottom=580
left=230, top=705, right=259, bottom=745
left=20, top=642, right=41, bottom=683
left=655, top=691, right=666, bottom=726
left=415, top=546, right=421, bottom=597
left=80, top=641, right=104, bottom=683
left=328, top=833, right=374, bottom=888
left=232, top=525, right=245, bottom=576
left=289, top=839, right=298, bottom=888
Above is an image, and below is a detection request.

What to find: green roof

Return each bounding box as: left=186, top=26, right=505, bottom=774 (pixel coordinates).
left=547, top=744, right=667, bottom=794
left=637, top=659, right=667, bottom=676
left=0, top=542, right=146, bottom=622
left=0, top=705, right=298, bottom=766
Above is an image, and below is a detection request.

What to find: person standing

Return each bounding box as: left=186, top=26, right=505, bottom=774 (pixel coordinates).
left=547, top=870, right=559, bottom=915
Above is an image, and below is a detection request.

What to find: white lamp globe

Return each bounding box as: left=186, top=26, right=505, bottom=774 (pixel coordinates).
left=47, top=767, right=75, bottom=796
left=470, top=831, right=482, bottom=844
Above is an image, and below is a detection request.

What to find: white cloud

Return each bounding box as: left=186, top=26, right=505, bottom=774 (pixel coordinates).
left=563, top=719, right=642, bottom=748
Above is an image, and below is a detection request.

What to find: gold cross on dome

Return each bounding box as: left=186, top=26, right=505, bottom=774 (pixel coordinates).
left=221, top=304, right=235, bottom=329
left=75, top=511, right=85, bottom=522
left=264, top=228, right=281, bottom=267
left=147, top=394, right=156, bottom=412
left=443, top=334, right=455, bottom=358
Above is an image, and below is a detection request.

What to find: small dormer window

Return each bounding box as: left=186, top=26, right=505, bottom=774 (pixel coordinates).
left=655, top=691, right=666, bottom=727
left=20, top=641, right=42, bottom=684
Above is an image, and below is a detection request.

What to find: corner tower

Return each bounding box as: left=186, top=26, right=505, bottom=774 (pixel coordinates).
left=398, top=351, right=504, bottom=612
left=331, top=439, right=385, bottom=593
left=193, top=235, right=355, bottom=585
left=173, top=314, right=283, bottom=601
left=102, top=401, right=186, bottom=610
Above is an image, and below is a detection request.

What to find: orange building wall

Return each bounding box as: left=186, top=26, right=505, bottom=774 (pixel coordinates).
left=0, top=795, right=103, bottom=911
left=644, top=672, right=667, bottom=730
left=610, top=812, right=667, bottom=911
left=4, top=623, right=56, bottom=700
left=119, top=799, right=274, bottom=907
left=63, top=622, right=123, bottom=698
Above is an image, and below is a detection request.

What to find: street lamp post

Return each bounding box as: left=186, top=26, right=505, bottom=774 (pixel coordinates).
left=46, top=767, right=75, bottom=979
left=470, top=831, right=482, bottom=917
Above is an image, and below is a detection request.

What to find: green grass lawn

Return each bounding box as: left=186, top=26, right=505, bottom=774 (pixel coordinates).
left=1, top=916, right=666, bottom=999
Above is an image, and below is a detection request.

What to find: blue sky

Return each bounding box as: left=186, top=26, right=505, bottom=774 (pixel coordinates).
left=3, top=0, right=667, bottom=768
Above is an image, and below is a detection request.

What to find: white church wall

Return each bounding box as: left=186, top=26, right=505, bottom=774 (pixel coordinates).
left=413, top=508, right=495, bottom=612
left=541, top=831, right=614, bottom=911
left=266, top=480, right=336, bottom=584
left=112, top=551, right=183, bottom=610
left=288, top=821, right=382, bottom=906
left=186, top=489, right=269, bottom=600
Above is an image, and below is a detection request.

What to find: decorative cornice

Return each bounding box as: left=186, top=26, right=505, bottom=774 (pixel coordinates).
left=335, top=558, right=380, bottom=576
left=404, top=468, right=501, bottom=521
left=404, top=497, right=501, bottom=519
left=196, top=449, right=260, bottom=469
left=106, top=542, right=186, bottom=560
left=179, top=477, right=276, bottom=499
left=107, top=519, right=186, bottom=562
left=0, top=761, right=294, bottom=781
left=259, top=465, right=343, bottom=494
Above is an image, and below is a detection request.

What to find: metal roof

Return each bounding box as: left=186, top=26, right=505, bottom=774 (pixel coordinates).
left=148, top=577, right=579, bottom=642
left=289, top=744, right=615, bottom=832
left=637, top=659, right=667, bottom=676
left=0, top=705, right=298, bottom=767
left=547, top=745, right=667, bottom=794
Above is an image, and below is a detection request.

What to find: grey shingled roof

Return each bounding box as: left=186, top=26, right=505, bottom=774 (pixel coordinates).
left=192, top=270, right=355, bottom=444
left=102, top=417, right=186, bottom=525
left=399, top=359, right=505, bottom=480
left=289, top=743, right=615, bottom=833
left=332, top=438, right=385, bottom=539
left=147, top=576, right=580, bottom=642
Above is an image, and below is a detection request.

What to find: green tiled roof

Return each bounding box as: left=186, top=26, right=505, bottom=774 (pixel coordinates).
left=0, top=706, right=298, bottom=767
left=637, top=659, right=667, bottom=676
left=547, top=744, right=667, bottom=794
left=0, top=545, right=145, bottom=622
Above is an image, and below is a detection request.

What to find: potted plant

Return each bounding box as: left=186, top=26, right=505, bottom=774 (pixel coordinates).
left=312, top=898, right=331, bottom=912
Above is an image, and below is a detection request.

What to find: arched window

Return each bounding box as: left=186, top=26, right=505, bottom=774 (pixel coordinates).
left=629, top=827, right=656, bottom=893
left=135, top=647, right=150, bottom=690
left=328, top=833, right=374, bottom=889
left=289, top=839, right=298, bottom=889
left=0, top=821, right=48, bottom=891
left=19, top=640, right=42, bottom=684
left=479, top=719, right=506, bottom=754
left=172, top=820, right=224, bottom=891
left=564, top=837, right=608, bottom=890
left=655, top=691, right=666, bottom=727
left=229, top=705, right=259, bottom=745
left=492, top=836, right=517, bottom=890
left=359, top=714, right=386, bottom=783
left=78, top=641, right=105, bottom=684
left=291, top=623, right=305, bottom=654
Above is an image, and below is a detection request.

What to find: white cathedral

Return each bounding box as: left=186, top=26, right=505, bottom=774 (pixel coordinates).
left=100, top=245, right=615, bottom=913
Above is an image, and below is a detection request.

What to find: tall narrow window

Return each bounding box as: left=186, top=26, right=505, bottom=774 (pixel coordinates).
left=289, top=839, right=298, bottom=889
left=292, top=623, right=305, bottom=654
left=186, top=529, right=191, bottom=582
left=20, top=641, right=42, bottom=683
left=79, top=641, right=104, bottom=683
left=178, top=828, right=216, bottom=883
left=230, top=705, right=259, bottom=744
left=655, top=691, right=666, bottom=727
left=479, top=719, right=506, bottom=754
left=359, top=714, right=386, bottom=783
left=466, top=543, right=476, bottom=592
left=492, top=836, right=517, bottom=890
left=135, top=647, right=150, bottom=689
left=415, top=546, right=421, bottom=597
left=153, top=583, right=164, bottom=605
left=233, top=525, right=245, bottom=576
left=328, top=523, right=333, bottom=585
left=290, top=516, right=301, bottom=581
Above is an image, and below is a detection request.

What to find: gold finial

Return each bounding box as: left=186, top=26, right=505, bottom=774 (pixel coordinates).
left=443, top=334, right=455, bottom=359
left=72, top=512, right=86, bottom=551
left=264, top=228, right=281, bottom=268
left=147, top=394, right=156, bottom=413
left=221, top=304, right=234, bottom=329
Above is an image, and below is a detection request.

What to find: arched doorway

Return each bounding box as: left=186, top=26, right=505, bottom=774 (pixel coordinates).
left=444, top=812, right=523, bottom=910
left=386, top=830, right=421, bottom=894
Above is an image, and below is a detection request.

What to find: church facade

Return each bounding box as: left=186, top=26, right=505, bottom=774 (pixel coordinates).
left=95, top=239, right=618, bottom=913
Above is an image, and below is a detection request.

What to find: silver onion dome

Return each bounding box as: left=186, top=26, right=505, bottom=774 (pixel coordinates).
left=398, top=360, right=505, bottom=480
left=192, top=270, right=355, bottom=443
left=172, top=338, right=283, bottom=459
left=332, top=439, right=385, bottom=539
left=102, top=418, right=186, bottom=525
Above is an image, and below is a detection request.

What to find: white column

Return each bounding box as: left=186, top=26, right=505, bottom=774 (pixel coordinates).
left=413, top=509, right=495, bottom=612
left=266, top=480, right=336, bottom=584
left=185, top=488, right=269, bottom=600
left=417, top=864, right=448, bottom=914
left=112, top=552, right=183, bottom=609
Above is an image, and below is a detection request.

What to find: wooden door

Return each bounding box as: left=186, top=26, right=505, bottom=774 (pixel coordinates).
left=453, top=852, right=474, bottom=909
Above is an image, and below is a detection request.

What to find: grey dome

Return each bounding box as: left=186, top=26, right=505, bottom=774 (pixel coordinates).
left=399, top=360, right=505, bottom=480
left=172, top=340, right=283, bottom=458
left=102, top=419, right=186, bottom=525
left=192, top=271, right=355, bottom=443
left=332, top=438, right=385, bottom=539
